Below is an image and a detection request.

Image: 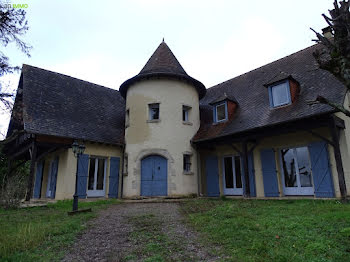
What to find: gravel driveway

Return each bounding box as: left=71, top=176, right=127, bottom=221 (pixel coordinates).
left=62, top=202, right=218, bottom=262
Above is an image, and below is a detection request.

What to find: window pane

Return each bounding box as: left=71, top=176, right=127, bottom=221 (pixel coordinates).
left=149, top=104, right=159, bottom=120
left=224, top=157, right=233, bottom=188
left=183, top=155, right=191, bottom=172
left=183, top=109, right=188, bottom=121
left=272, top=82, right=289, bottom=106
left=281, top=149, right=297, bottom=187
left=234, top=156, right=242, bottom=188
left=96, top=159, right=105, bottom=190
left=295, top=147, right=313, bottom=187
left=216, top=104, right=226, bottom=121
left=88, top=158, right=95, bottom=190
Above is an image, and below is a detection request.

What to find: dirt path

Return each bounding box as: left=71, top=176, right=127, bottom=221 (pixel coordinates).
left=62, top=202, right=219, bottom=262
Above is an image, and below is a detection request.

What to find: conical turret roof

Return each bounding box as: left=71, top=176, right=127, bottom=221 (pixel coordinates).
left=120, top=41, right=206, bottom=99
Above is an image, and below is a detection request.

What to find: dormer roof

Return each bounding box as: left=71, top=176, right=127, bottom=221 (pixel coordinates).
left=209, top=93, right=238, bottom=105
left=119, top=41, right=206, bottom=99
left=263, top=71, right=299, bottom=87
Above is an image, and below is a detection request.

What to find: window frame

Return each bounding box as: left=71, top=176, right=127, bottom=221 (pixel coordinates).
left=125, top=109, right=130, bottom=128
left=148, top=103, right=160, bottom=121
left=183, top=154, right=192, bottom=174
left=268, top=80, right=292, bottom=108
left=222, top=154, right=243, bottom=195
left=213, top=102, right=228, bottom=123
left=182, top=105, right=192, bottom=123
left=87, top=156, right=107, bottom=197
left=279, top=146, right=314, bottom=196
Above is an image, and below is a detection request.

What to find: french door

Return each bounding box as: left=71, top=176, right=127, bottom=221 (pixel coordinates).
left=223, top=156, right=243, bottom=195
left=280, top=146, right=314, bottom=195
left=87, top=157, right=107, bottom=197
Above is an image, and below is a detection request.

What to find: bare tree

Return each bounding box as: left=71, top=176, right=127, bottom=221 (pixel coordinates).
left=310, top=0, right=350, bottom=116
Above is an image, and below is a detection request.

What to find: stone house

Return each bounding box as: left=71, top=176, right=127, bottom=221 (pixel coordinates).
left=4, top=40, right=350, bottom=200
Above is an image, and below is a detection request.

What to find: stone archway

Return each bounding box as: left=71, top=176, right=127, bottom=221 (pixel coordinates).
left=133, top=148, right=176, bottom=195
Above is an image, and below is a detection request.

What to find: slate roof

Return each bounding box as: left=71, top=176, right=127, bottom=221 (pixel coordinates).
left=8, top=64, right=125, bottom=145
left=7, top=44, right=347, bottom=146
left=120, top=41, right=206, bottom=99
left=193, top=44, right=347, bottom=142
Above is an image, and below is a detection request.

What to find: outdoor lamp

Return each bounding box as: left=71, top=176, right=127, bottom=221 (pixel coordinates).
left=72, top=141, right=85, bottom=212
left=72, top=141, right=79, bottom=157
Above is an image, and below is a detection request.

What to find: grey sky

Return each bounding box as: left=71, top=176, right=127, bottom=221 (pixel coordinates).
left=0, top=0, right=334, bottom=137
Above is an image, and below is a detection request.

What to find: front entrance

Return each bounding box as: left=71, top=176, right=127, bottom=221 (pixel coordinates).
left=223, top=155, right=243, bottom=195
left=87, top=157, right=107, bottom=197
left=141, top=155, right=168, bottom=196
left=279, top=146, right=314, bottom=195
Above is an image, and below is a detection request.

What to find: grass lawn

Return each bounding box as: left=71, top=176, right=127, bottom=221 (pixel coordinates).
left=0, top=199, right=119, bottom=262
left=181, top=199, right=350, bottom=262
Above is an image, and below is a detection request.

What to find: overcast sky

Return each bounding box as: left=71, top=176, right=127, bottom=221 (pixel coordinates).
left=0, top=0, right=334, bottom=137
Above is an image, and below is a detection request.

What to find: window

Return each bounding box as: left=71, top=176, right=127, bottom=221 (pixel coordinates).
left=183, top=154, right=191, bottom=173
left=182, top=105, right=191, bottom=122
left=125, top=109, right=130, bottom=127
left=269, top=81, right=291, bottom=107
left=280, top=146, right=313, bottom=195
left=214, top=102, right=227, bottom=123
left=87, top=157, right=106, bottom=197
left=148, top=103, right=159, bottom=120
left=223, top=156, right=243, bottom=195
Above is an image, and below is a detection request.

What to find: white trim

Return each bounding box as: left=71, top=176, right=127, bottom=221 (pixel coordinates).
left=87, top=157, right=107, bottom=197
left=279, top=147, right=314, bottom=196
left=46, top=160, right=54, bottom=198
left=222, top=155, right=243, bottom=195
left=215, top=102, right=228, bottom=123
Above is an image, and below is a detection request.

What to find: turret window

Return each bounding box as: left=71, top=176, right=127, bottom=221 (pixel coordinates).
left=182, top=105, right=191, bottom=123
left=125, top=109, right=130, bottom=128
left=148, top=103, right=160, bottom=120
left=183, top=154, right=191, bottom=173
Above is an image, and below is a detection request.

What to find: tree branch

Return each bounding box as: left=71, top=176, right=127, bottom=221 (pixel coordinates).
left=308, top=95, right=350, bottom=117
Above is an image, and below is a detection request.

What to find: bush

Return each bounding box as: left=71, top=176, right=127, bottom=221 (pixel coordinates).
left=0, top=171, right=27, bottom=209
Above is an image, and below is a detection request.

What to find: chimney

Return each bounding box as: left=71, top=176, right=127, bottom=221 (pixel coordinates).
left=322, top=26, right=333, bottom=40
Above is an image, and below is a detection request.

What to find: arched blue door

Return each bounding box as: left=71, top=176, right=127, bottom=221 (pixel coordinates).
left=141, top=155, right=168, bottom=196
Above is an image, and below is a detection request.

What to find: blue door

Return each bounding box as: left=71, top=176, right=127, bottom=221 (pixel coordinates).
left=141, top=155, right=167, bottom=196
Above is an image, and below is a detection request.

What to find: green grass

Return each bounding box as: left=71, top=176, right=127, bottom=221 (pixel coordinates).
left=0, top=199, right=119, bottom=262
left=181, top=199, right=350, bottom=262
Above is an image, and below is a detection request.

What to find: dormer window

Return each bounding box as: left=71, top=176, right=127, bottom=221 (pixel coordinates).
left=214, top=102, right=228, bottom=123
left=268, top=80, right=291, bottom=108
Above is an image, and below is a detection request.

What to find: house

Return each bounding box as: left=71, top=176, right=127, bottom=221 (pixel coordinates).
left=4, top=39, right=350, bottom=200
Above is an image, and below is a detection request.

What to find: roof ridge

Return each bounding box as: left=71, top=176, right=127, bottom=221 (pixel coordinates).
left=207, top=44, right=317, bottom=91
left=22, top=64, right=120, bottom=93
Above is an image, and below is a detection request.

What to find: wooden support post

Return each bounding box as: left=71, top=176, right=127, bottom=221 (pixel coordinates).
left=242, top=141, right=250, bottom=197
left=25, top=142, right=37, bottom=201
left=329, top=117, right=347, bottom=199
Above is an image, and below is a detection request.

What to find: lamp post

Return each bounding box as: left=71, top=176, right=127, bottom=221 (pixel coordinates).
left=72, top=141, right=85, bottom=212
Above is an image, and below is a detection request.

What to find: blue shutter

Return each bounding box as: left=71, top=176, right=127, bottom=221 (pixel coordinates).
left=33, top=161, right=44, bottom=199
left=248, top=153, right=256, bottom=197
left=108, top=157, right=120, bottom=198
left=50, top=157, right=59, bottom=199
left=77, top=154, right=89, bottom=199
left=260, top=149, right=279, bottom=197
left=308, top=141, right=334, bottom=198
left=206, top=156, right=220, bottom=196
